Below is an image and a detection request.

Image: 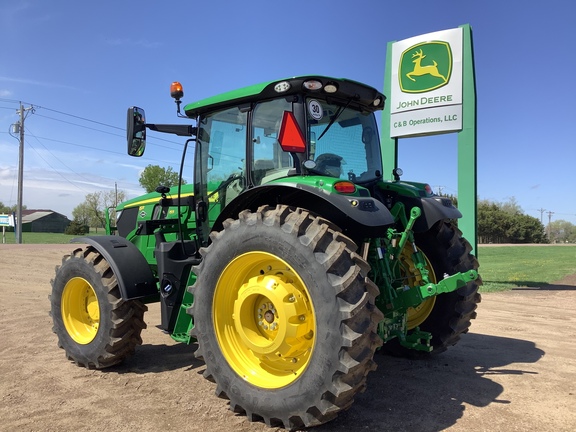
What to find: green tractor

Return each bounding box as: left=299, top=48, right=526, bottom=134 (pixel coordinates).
left=50, top=76, right=480, bottom=430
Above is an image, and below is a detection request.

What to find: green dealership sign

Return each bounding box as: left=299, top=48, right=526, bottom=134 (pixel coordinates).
left=381, top=25, right=478, bottom=254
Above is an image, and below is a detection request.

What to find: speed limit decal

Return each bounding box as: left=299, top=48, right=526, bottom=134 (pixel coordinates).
left=308, top=99, right=323, bottom=120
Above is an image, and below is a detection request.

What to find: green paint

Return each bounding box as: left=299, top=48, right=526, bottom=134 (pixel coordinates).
left=378, top=179, right=433, bottom=198
left=457, top=24, right=478, bottom=255
left=381, top=40, right=397, bottom=181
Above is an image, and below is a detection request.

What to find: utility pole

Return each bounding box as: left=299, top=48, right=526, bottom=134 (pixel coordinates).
left=14, top=103, right=34, bottom=244
left=547, top=211, right=554, bottom=241
left=537, top=208, right=546, bottom=225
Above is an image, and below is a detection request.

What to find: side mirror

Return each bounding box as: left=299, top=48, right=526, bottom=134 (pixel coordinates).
left=127, top=106, right=146, bottom=157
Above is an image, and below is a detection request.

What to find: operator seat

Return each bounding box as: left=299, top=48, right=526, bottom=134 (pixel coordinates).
left=315, top=153, right=343, bottom=178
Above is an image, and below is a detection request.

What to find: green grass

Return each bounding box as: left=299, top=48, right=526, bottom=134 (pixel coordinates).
left=477, top=245, right=576, bottom=292
left=1, top=230, right=105, bottom=244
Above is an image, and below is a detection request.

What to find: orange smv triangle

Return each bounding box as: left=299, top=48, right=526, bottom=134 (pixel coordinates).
left=278, top=111, right=306, bottom=153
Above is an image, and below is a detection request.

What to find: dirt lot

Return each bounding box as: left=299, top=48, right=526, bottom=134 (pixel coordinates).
left=1, top=244, right=574, bottom=432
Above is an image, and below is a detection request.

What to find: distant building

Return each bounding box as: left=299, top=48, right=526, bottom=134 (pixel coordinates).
left=21, top=210, right=71, bottom=233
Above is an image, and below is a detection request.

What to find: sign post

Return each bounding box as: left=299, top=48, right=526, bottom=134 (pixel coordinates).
left=381, top=24, right=477, bottom=254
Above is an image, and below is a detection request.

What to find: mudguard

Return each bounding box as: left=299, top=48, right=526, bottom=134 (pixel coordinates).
left=72, top=236, right=158, bottom=300
left=401, top=196, right=462, bottom=232
left=213, top=183, right=395, bottom=239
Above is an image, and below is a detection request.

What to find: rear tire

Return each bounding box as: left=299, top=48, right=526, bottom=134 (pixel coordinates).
left=383, top=220, right=481, bottom=357
left=50, top=247, right=147, bottom=369
left=188, top=205, right=383, bottom=430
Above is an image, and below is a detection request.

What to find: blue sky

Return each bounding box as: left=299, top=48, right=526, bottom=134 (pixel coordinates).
left=0, top=0, right=575, bottom=226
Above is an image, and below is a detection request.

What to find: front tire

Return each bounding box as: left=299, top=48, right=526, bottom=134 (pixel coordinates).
left=188, top=205, right=383, bottom=430
left=50, top=247, right=147, bottom=369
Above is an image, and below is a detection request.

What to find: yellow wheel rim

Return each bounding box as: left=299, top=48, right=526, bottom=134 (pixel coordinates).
left=213, top=251, right=315, bottom=389
left=399, top=243, right=437, bottom=329
left=61, top=277, right=100, bottom=344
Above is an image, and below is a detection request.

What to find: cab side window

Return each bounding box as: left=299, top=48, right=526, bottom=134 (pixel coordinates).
left=197, top=106, right=248, bottom=211
left=251, top=99, right=294, bottom=185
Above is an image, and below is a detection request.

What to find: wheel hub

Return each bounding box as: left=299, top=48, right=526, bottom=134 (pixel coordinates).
left=61, top=277, right=100, bottom=344
left=213, top=252, right=316, bottom=389
left=233, top=274, right=312, bottom=361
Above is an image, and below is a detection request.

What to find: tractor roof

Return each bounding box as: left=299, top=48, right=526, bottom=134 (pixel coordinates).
left=183, top=75, right=385, bottom=118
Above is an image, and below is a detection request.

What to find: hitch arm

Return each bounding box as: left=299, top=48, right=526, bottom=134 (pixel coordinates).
left=420, top=270, right=479, bottom=299
left=398, top=269, right=479, bottom=308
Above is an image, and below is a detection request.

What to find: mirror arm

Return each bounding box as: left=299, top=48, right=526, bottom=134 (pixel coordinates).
left=146, top=123, right=197, bottom=137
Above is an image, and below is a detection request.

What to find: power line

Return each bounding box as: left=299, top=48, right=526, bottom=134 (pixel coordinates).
left=25, top=135, right=90, bottom=193
left=23, top=133, right=182, bottom=165
left=2, top=100, right=189, bottom=195
left=34, top=113, right=125, bottom=136
left=32, top=113, right=184, bottom=150
left=25, top=126, right=96, bottom=190
left=38, top=105, right=125, bottom=130
left=1, top=98, right=123, bottom=131
left=1, top=98, right=187, bottom=148
left=3, top=125, right=183, bottom=196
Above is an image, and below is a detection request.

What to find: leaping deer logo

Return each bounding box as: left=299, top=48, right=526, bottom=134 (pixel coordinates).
left=406, top=49, right=447, bottom=83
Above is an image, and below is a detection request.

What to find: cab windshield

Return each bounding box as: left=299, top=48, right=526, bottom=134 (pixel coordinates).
left=306, top=99, right=382, bottom=183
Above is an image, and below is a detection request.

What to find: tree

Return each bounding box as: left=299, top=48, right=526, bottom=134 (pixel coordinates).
left=477, top=198, right=547, bottom=244
left=65, top=220, right=89, bottom=235
left=139, top=165, right=185, bottom=193
left=500, top=196, right=522, bottom=215
left=549, top=220, right=576, bottom=243
left=0, top=202, right=27, bottom=214
left=72, top=190, right=127, bottom=231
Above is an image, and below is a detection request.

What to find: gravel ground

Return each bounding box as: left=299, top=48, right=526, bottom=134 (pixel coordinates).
left=0, top=244, right=574, bottom=432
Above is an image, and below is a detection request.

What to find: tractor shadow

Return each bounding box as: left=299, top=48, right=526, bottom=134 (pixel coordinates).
left=512, top=284, right=576, bottom=291
left=483, top=280, right=576, bottom=291
left=111, top=342, right=202, bottom=374
left=103, top=331, right=544, bottom=432
left=312, top=333, right=544, bottom=432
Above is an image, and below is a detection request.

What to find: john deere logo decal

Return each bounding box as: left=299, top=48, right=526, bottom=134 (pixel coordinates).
left=399, top=41, right=452, bottom=93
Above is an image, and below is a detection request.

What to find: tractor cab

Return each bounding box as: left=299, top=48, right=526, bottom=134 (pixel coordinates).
left=180, top=77, right=385, bottom=184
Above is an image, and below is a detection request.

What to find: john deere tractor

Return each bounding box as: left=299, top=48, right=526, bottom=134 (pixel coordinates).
left=50, top=76, right=480, bottom=430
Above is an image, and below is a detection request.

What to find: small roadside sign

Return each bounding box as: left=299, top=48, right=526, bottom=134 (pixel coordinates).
left=0, top=214, right=12, bottom=227
left=1, top=214, right=14, bottom=244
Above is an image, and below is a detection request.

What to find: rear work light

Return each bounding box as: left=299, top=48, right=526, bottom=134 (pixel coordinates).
left=324, top=82, right=338, bottom=93
left=303, top=80, right=323, bottom=90
left=274, top=81, right=291, bottom=93
left=333, top=181, right=356, bottom=194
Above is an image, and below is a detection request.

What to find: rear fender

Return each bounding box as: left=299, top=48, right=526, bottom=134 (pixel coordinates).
left=213, top=183, right=394, bottom=239
left=72, top=236, right=158, bottom=300
left=396, top=196, right=462, bottom=232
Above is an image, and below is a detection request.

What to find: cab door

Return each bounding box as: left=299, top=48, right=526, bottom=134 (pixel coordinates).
left=194, top=106, right=248, bottom=245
